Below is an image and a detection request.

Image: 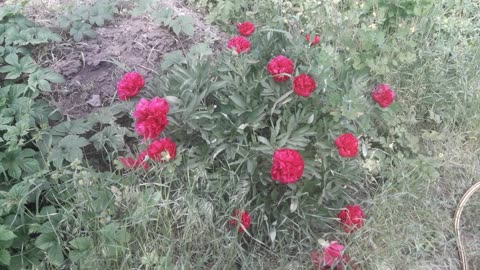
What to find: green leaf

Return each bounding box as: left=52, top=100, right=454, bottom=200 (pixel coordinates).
left=49, top=148, right=64, bottom=169
left=59, top=135, right=89, bottom=148
left=70, top=22, right=96, bottom=41
left=257, top=136, right=272, bottom=147
left=161, top=50, right=186, bottom=70
left=0, top=54, right=20, bottom=79
left=0, top=226, right=16, bottom=241
left=154, top=7, right=174, bottom=25
left=1, top=67, right=21, bottom=80
left=115, top=229, right=131, bottom=244
left=0, top=249, right=10, bottom=266
left=57, top=16, right=72, bottom=29
left=88, top=4, right=114, bottom=26
left=69, top=236, right=94, bottom=262
left=35, top=27, right=62, bottom=43
left=38, top=79, right=51, bottom=92
left=43, top=70, right=65, bottom=83
left=70, top=237, right=93, bottom=251
left=7, top=165, right=21, bottom=179
left=34, top=233, right=57, bottom=250
left=0, top=238, right=13, bottom=250
left=60, top=145, right=85, bottom=162
left=170, top=16, right=194, bottom=36
left=88, top=108, right=117, bottom=124
left=89, top=126, right=126, bottom=150
left=47, top=244, right=64, bottom=266
left=9, top=247, right=42, bottom=270
left=19, top=158, right=40, bottom=174
left=131, top=0, right=155, bottom=16
left=49, top=135, right=89, bottom=167
left=259, top=28, right=293, bottom=39
left=39, top=206, right=57, bottom=216
left=51, top=120, right=92, bottom=136
left=0, top=5, right=22, bottom=21
left=0, top=54, right=38, bottom=80
left=4, top=53, right=18, bottom=66
left=187, top=43, right=213, bottom=59
left=229, top=92, right=247, bottom=110
left=19, top=56, right=37, bottom=73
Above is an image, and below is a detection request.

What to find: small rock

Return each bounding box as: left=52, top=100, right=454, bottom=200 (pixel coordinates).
left=87, top=94, right=102, bottom=107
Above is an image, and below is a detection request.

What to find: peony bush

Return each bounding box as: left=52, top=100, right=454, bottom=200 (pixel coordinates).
left=114, top=16, right=413, bottom=267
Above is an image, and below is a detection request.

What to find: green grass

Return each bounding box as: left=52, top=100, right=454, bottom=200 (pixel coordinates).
left=19, top=0, right=480, bottom=269
left=347, top=132, right=480, bottom=269
left=91, top=1, right=480, bottom=269
left=347, top=1, right=480, bottom=268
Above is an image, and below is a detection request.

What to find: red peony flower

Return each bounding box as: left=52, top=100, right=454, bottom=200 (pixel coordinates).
left=293, top=74, right=317, bottom=97
left=147, top=138, right=176, bottom=162
left=337, top=205, right=364, bottom=233
left=371, top=84, right=395, bottom=108
left=267, top=55, right=294, bottom=82
left=311, top=241, right=358, bottom=270
left=117, top=72, right=145, bottom=100
left=236, top=21, right=255, bottom=36
left=306, top=34, right=320, bottom=46
left=228, top=209, right=251, bottom=233
left=119, top=150, right=150, bottom=170
left=334, top=133, right=358, bottom=158
left=227, top=36, right=251, bottom=54
left=270, top=148, right=304, bottom=184
left=133, top=97, right=169, bottom=140
left=323, top=241, right=344, bottom=267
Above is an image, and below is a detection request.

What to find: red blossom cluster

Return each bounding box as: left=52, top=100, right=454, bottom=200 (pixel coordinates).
left=228, top=209, right=251, bottom=233
left=114, top=21, right=397, bottom=269
left=116, top=72, right=144, bottom=100
left=227, top=21, right=255, bottom=55
left=267, top=55, right=295, bottom=82
left=116, top=73, right=176, bottom=170
left=236, top=21, right=255, bottom=36
left=372, top=84, right=395, bottom=107
left=293, top=74, right=317, bottom=97
left=118, top=150, right=149, bottom=170
left=310, top=241, right=359, bottom=270
left=133, top=97, right=169, bottom=140
left=334, top=133, right=358, bottom=158
left=227, top=36, right=251, bottom=54
left=307, top=205, right=364, bottom=268
left=271, top=148, right=304, bottom=184
left=224, top=22, right=390, bottom=268
left=305, top=34, right=320, bottom=46
left=337, top=205, right=364, bottom=233
left=147, top=138, right=176, bottom=162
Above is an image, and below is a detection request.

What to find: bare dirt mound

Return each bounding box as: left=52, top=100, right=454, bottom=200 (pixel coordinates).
left=40, top=0, right=228, bottom=118
left=48, top=17, right=185, bottom=117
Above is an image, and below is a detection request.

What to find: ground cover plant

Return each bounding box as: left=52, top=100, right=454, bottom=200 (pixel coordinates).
left=1, top=0, right=480, bottom=269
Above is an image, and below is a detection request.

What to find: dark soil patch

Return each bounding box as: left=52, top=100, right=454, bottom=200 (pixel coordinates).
left=47, top=17, right=187, bottom=118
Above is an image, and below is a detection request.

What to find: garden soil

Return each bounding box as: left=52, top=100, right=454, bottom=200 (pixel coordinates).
left=35, top=2, right=227, bottom=118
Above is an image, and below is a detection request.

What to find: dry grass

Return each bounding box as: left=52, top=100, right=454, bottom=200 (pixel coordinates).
left=347, top=131, right=480, bottom=269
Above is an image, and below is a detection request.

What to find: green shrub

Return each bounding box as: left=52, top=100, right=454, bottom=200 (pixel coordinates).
left=57, top=0, right=118, bottom=41
left=134, top=17, right=420, bottom=254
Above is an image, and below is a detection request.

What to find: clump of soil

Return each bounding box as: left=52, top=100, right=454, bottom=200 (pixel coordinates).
left=48, top=17, right=187, bottom=117
left=44, top=0, right=228, bottom=118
